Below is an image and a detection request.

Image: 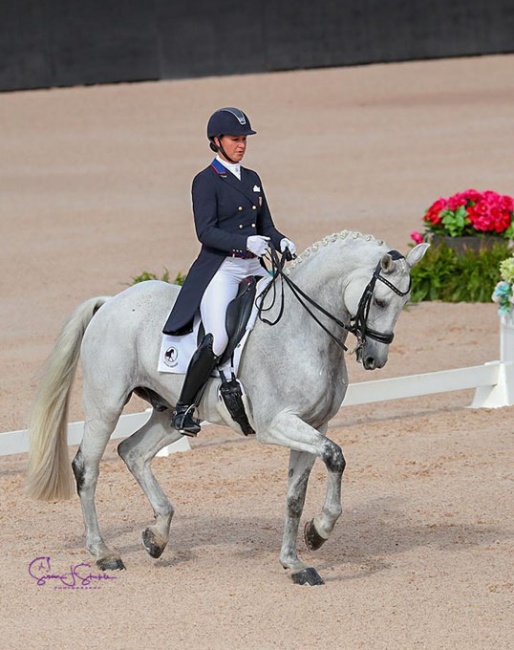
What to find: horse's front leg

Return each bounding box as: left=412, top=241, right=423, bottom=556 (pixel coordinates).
left=304, top=423, right=346, bottom=553
left=280, top=449, right=317, bottom=579
left=260, top=413, right=345, bottom=585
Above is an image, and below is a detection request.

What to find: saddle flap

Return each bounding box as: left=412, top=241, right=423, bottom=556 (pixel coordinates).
left=220, top=276, right=258, bottom=365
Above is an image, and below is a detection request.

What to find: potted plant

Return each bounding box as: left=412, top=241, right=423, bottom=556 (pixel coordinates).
left=411, top=189, right=514, bottom=253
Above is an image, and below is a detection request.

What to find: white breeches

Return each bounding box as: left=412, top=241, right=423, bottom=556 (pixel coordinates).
left=200, top=257, right=268, bottom=357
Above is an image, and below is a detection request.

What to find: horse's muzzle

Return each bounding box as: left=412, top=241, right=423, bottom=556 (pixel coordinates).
left=359, top=341, right=388, bottom=370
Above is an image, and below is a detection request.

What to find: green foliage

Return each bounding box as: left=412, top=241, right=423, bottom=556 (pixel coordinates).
left=505, top=223, right=514, bottom=239
left=130, top=269, right=186, bottom=286
left=173, top=271, right=186, bottom=286
left=440, top=206, right=469, bottom=237
left=410, top=242, right=510, bottom=303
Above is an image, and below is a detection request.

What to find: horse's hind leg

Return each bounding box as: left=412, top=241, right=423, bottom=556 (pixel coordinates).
left=118, top=409, right=183, bottom=560
left=72, top=408, right=126, bottom=571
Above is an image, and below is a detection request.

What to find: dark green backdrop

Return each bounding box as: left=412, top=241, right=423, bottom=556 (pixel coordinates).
left=1, top=0, right=513, bottom=91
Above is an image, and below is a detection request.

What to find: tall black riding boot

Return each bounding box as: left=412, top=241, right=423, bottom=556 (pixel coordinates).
left=172, top=334, right=218, bottom=436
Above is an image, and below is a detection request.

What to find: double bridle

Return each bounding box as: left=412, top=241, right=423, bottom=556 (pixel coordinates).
left=258, top=246, right=411, bottom=354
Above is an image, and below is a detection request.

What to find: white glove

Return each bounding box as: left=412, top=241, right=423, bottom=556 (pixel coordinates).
left=280, top=237, right=297, bottom=257
left=247, top=235, right=270, bottom=257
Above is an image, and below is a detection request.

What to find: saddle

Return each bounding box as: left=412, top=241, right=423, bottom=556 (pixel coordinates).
left=197, top=275, right=259, bottom=366
left=158, top=274, right=266, bottom=434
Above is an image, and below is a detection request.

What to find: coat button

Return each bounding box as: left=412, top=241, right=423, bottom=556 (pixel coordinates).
left=252, top=205, right=256, bottom=210
left=238, top=206, right=243, bottom=211
left=239, top=224, right=243, bottom=228
left=251, top=223, right=255, bottom=228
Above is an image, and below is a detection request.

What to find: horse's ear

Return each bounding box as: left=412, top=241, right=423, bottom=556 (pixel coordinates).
left=405, top=243, right=430, bottom=268
left=380, top=253, right=395, bottom=274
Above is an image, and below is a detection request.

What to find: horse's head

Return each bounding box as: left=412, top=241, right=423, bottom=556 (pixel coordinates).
left=345, top=243, right=429, bottom=370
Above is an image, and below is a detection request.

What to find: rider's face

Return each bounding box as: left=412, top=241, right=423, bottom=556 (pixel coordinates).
left=216, top=135, right=247, bottom=163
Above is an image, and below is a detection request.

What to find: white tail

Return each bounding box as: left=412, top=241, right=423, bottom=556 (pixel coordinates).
left=26, top=296, right=110, bottom=501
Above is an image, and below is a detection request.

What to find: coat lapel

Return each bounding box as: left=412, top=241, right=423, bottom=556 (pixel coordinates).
left=210, top=160, right=258, bottom=204
left=240, top=167, right=261, bottom=202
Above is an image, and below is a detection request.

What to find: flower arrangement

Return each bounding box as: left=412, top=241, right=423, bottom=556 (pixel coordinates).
left=411, top=189, right=514, bottom=244
left=492, top=254, right=514, bottom=315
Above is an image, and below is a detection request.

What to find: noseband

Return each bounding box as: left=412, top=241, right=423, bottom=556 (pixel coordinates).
left=259, top=247, right=411, bottom=354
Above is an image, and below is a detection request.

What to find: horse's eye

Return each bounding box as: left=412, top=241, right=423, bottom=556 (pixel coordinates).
left=374, top=298, right=386, bottom=308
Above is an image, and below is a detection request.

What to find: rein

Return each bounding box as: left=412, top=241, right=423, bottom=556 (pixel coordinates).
left=257, top=245, right=411, bottom=354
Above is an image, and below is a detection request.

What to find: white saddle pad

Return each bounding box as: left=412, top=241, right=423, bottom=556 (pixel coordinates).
left=157, top=274, right=272, bottom=375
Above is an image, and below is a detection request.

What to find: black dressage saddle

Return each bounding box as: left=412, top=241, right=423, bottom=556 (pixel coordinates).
left=197, top=275, right=259, bottom=366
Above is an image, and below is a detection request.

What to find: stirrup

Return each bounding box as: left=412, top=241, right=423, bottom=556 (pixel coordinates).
left=172, top=405, right=201, bottom=437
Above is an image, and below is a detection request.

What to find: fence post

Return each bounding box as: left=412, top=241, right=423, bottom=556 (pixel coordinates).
left=471, top=312, right=514, bottom=408
left=500, top=312, right=514, bottom=364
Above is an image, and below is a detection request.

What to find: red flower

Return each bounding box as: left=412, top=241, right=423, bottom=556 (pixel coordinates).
left=424, top=198, right=446, bottom=225
left=421, top=189, right=514, bottom=238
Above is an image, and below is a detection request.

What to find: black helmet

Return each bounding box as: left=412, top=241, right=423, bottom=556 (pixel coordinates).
left=207, top=107, right=256, bottom=139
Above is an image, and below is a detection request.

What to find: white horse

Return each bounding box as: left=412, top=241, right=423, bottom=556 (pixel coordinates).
left=27, top=231, right=428, bottom=585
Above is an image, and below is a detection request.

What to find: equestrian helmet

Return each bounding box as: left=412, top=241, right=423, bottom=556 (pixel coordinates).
left=207, top=107, right=256, bottom=139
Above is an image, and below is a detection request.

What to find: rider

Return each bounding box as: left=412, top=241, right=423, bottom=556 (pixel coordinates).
left=163, top=107, right=297, bottom=436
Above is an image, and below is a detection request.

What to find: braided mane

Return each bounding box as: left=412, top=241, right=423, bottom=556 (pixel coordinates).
left=287, top=230, right=385, bottom=273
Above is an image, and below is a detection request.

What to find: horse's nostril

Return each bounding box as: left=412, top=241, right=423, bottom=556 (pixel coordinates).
left=365, top=357, right=376, bottom=369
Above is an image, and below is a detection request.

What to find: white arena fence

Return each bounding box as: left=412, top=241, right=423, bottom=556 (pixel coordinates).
left=2, top=314, right=513, bottom=459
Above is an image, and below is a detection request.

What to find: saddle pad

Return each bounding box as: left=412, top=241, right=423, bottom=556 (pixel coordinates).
left=158, top=315, right=202, bottom=374
left=157, top=274, right=272, bottom=375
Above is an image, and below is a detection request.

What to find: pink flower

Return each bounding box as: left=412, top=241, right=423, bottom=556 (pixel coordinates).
left=499, top=195, right=514, bottom=211
left=410, top=231, right=424, bottom=244
left=461, top=189, right=482, bottom=203
left=448, top=194, right=467, bottom=210
left=468, top=206, right=511, bottom=233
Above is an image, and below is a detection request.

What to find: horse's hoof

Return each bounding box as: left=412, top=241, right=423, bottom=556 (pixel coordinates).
left=142, top=528, right=167, bottom=559
left=97, top=557, right=126, bottom=571
left=304, top=519, right=327, bottom=551
left=291, top=567, right=325, bottom=586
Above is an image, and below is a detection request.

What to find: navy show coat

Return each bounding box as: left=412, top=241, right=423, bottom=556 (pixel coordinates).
left=163, top=159, right=286, bottom=336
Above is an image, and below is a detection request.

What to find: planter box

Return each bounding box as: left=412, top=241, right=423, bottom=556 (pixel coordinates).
left=430, top=235, right=506, bottom=254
